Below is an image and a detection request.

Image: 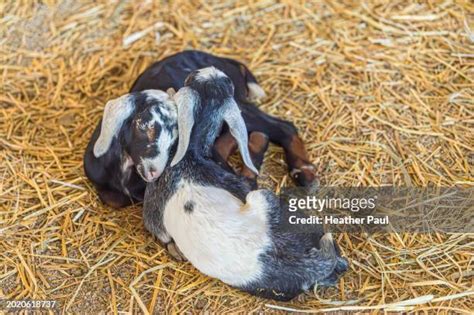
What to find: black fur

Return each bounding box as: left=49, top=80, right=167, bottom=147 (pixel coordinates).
left=184, top=201, right=195, bottom=213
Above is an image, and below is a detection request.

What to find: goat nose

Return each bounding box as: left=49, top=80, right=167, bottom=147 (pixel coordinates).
left=145, top=169, right=160, bottom=182
left=150, top=170, right=160, bottom=179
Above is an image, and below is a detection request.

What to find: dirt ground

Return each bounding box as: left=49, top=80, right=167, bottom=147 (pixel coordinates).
left=1, top=1, right=473, bottom=313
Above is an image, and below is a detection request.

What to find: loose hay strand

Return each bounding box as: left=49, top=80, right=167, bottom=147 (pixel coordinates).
left=1, top=0, right=473, bottom=313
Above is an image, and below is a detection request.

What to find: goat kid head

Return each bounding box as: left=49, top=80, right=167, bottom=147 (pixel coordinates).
left=93, top=90, right=178, bottom=182
left=171, top=67, right=258, bottom=175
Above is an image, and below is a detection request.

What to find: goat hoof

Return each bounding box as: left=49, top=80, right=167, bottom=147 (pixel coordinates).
left=290, top=164, right=318, bottom=187
left=166, top=242, right=187, bottom=262
left=98, top=190, right=132, bottom=208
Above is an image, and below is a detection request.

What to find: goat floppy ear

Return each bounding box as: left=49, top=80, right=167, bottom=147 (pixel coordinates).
left=93, top=95, right=134, bottom=157
left=223, top=98, right=259, bottom=175
left=170, top=87, right=199, bottom=167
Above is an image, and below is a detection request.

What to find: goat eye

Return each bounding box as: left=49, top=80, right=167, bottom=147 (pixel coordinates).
left=146, top=125, right=157, bottom=140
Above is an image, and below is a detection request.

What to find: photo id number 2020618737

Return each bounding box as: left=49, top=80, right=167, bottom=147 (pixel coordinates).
left=3, top=300, right=58, bottom=310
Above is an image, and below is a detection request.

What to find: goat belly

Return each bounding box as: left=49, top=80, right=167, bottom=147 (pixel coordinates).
left=163, top=182, right=271, bottom=286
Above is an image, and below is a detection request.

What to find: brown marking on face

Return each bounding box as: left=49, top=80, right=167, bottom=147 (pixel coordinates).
left=146, top=125, right=156, bottom=141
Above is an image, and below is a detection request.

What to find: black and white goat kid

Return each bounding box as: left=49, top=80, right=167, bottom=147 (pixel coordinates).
left=84, top=90, right=178, bottom=208
left=143, top=67, right=348, bottom=301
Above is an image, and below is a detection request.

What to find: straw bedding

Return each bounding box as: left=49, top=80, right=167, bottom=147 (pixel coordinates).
left=1, top=1, right=473, bottom=313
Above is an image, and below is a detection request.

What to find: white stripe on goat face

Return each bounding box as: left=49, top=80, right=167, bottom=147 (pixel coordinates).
left=135, top=90, right=177, bottom=182
left=139, top=126, right=176, bottom=182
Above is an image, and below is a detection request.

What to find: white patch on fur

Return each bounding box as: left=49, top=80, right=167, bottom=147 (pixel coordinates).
left=136, top=90, right=176, bottom=130
left=322, top=232, right=333, bottom=242
left=319, top=233, right=336, bottom=258
left=247, top=82, right=266, bottom=101
left=121, top=153, right=134, bottom=172
left=163, top=182, right=271, bottom=286
left=93, top=94, right=134, bottom=157
left=139, top=90, right=178, bottom=181
left=144, top=89, right=172, bottom=103
left=195, top=66, right=226, bottom=82
left=166, top=88, right=176, bottom=97
left=140, top=128, right=176, bottom=181
left=120, top=153, right=134, bottom=195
